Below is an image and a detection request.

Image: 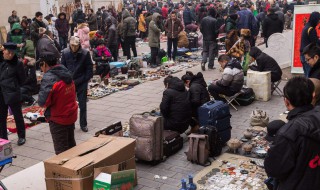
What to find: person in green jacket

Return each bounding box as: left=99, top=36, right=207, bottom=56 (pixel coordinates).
left=7, top=23, right=26, bottom=58
left=225, top=14, right=238, bottom=34
left=148, top=13, right=162, bottom=68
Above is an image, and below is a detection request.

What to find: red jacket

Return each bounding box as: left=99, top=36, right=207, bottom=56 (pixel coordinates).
left=38, top=65, right=78, bottom=125
left=162, top=7, right=168, bottom=19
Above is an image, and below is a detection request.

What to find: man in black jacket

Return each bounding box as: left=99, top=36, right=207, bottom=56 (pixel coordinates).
left=303, top=43, right=320, bottom=79
left=300, top=12, right=320, bottom=77
left=20, top=57, right=37, bottom=106
left=262, top=8, right=284, bottom=47
left=0, top=43, right=26, bottom=145
left=106, top=17, right=118, bottom=61
left=87, top=9, right=98, bottom=31
left=200, top=8, right=218, bottom=71
left=160, top=76, right=192, bottom=134
left=61, top=36, right=93, bottom=132
left=30, top=12, right=46, bottom=48
left=249, top=46, right=282, bottom=82
left=264, top=76, right=320, bottom=190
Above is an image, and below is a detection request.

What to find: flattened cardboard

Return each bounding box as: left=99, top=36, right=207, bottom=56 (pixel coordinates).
left=44, top=135, right=136, bottom=190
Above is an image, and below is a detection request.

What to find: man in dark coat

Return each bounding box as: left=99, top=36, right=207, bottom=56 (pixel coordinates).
left=106, top=17, right=118, bottom=61
left=262, top=8, right=284, bottom=47
left=265, top=76, right=320, bottom=190
left=183, top=3, right=196, bottom=26
left=249, top=46, right=282, bottom=82
left=0, top=43, right=26, bottom=145
left=30, top=12, right=46, bottom=48
left=300, top=12, right=320, bottom=77
left=8, top=10, right=20, bottom=29
left=55, top=12, right=69, bottom=50
left=122, top=9, right=137, bottom=59
left=160, top=76, right=192, bottom=134
left=303, top=43, right=320, bottom=79
left=61, top=36, right=93, bottom=132
left=237, top=3, right=258, bottom=46
left=200, top=8, right=218, bottom=71
left=87, top=9, right=98, bottom=31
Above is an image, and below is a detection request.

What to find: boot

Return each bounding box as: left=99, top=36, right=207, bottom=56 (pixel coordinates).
left=201, top=62, right=206, bottom=71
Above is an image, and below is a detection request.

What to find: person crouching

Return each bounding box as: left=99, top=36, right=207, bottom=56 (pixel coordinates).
left=38, top=52, right=78, bottom=155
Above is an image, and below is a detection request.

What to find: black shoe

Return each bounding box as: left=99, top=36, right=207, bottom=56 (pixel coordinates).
left=208, top=66, right=216, bottom=70
left=81, top=126, right=88, bottom=132
left=201, top=63, right=206, bottom=71
left=17, top=138, right=26, bottom=146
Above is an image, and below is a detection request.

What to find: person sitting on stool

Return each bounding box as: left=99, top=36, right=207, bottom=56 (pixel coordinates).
left=208, top=54, right=244, bottom=101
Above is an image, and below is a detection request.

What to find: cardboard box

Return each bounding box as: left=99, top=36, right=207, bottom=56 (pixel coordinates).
left=93, top=169, right=135, bottom=190
left=0, top=138, right=12, bottom=161
left=44, top=135, right=136, bottom=190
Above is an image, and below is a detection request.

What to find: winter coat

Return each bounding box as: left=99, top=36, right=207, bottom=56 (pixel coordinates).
left=38, top=65, right=78, bottom=125
left=200, top=15, right=218, bottom=42
left=216, top=58, right=244, bottom=94
left=30, top=20, right=46, bottom=47
left=265, top=105, right=320, bottom=190
left=189, top=72, right=210, bottom=117
left=276, top=10, right=285, bottom=25
left=22, top=59, right=37, bottom=91
left=37, top=35, right=61, bottom=59
left=164, top=18, right=184, bottom=39
left=178, top=31, right=189, bottom=48
left=308, top=59, right=320, bottom=79
left=106, top=23, right=118, bottom=47
left=7, top=23, right=26, bottom=58
left=148, top=13, right=161, bottom=48
left=24, top=40, right=35, bottom=58
left=160, top=77, right=192, bottom=133
left=77, top=23, right=90, bottom=49
left=8, top=15, right=20, bottom=29
left=249, top=47, right=282, bottom=82
left=0, top=55, right=26, bottom=105
left=183, top=7, right=196, bottom=25
left=237, top=8, right=259, bottom=36
left=87, top=14, right=98, bottom=31
left=61, top=47, right=93, bottom=88
left=262, top=13, right=284, bottom=39
left=73, top=10, right=86, bottom=25
left=162, top=7, right=168, bottom=19
left=225, top=17, right=237, bottom=34
left=300, top=12, right=320, bottom=53
left=138, top=14, right=146, bottom=33
left=55, top=13, right=69, bottom=38
left=122, top=10, right=137, bottom=38
left=227, top=37, right=251, bottom=59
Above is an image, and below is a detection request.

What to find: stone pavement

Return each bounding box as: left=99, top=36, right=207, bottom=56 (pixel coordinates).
left=1, top=42, right=289, bottom=190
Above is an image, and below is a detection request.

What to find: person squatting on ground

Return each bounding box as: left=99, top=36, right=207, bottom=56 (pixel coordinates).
left=38, top=52, right=78, bottom=155
left=61, top=36, right=93, bottom=133
left=160, top=76, right=192, bottom=134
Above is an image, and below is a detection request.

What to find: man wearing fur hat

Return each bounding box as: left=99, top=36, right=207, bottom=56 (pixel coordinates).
left=0, top=43, right=26, bottom=145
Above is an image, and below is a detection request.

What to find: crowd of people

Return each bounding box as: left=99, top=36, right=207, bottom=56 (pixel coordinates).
left=0, top=0, right=320, bottom=189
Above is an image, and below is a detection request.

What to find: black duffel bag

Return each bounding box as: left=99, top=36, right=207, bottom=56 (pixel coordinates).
left=235, top=87, right=255, bottom=106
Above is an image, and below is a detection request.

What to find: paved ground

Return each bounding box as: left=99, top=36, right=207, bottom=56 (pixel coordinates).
left=1, top=41, right=291, bottom=189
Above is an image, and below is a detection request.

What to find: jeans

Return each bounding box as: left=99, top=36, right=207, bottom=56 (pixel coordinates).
left=124, top=36, right=137, bottom=59
left=59, top=36, right=68, bottom=50
left=20, top=87, right=34, bottom=103
left=167, top=38, right=178, bottom=61
left=76, top=83, right=88, bottom=128
left=150, top=47, right=159, bottom=66
left=208, top=83, right=235, bottom=101
left=108, top=45, right=118, bottom=61
left=49, top=121, right=76, bottom=155
left=202, top=40, right=217, bottom=68
left=300, top=55, right=310, bottom=77
left=0, top=94, right=25, bottom=139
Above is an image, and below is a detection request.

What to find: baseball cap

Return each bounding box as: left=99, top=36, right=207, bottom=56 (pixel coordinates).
left=265, top=120, right=286, bottom=142
left=70, top=36, right=80, bottom=46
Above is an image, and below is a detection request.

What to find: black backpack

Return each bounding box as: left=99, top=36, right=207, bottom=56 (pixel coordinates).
left=235, top=87, right=255, bottom=106
left=199, top=125, right=223, bottom=157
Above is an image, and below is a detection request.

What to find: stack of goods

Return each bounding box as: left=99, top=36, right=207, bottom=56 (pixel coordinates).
left=194, top=153, right=268, bottom=190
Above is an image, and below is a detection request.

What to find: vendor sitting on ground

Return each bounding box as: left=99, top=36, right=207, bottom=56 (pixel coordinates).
left=249, top=46, right=282, bottom=83
left=182, top=71, right=210, bottom=132
left=92, top=39, right=112, bottom=79
left=208, top=54, right=244, bottom=100
left=160, top=76, right=192, bottom=134
left=302, top=43, right=320, bottom=79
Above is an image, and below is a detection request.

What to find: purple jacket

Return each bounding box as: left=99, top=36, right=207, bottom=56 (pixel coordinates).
left=55, top=14, right=69, bottom=38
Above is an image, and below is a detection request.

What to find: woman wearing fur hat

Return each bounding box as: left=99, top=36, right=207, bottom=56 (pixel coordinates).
left=76, top=21, right=90, bottom=50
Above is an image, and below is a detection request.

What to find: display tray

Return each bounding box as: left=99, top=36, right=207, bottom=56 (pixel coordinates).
left=194, top=153, right=268, bottom=190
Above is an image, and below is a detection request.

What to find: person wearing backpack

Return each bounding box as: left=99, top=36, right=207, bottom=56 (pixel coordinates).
left=299, top=11, right=320, bottom=77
